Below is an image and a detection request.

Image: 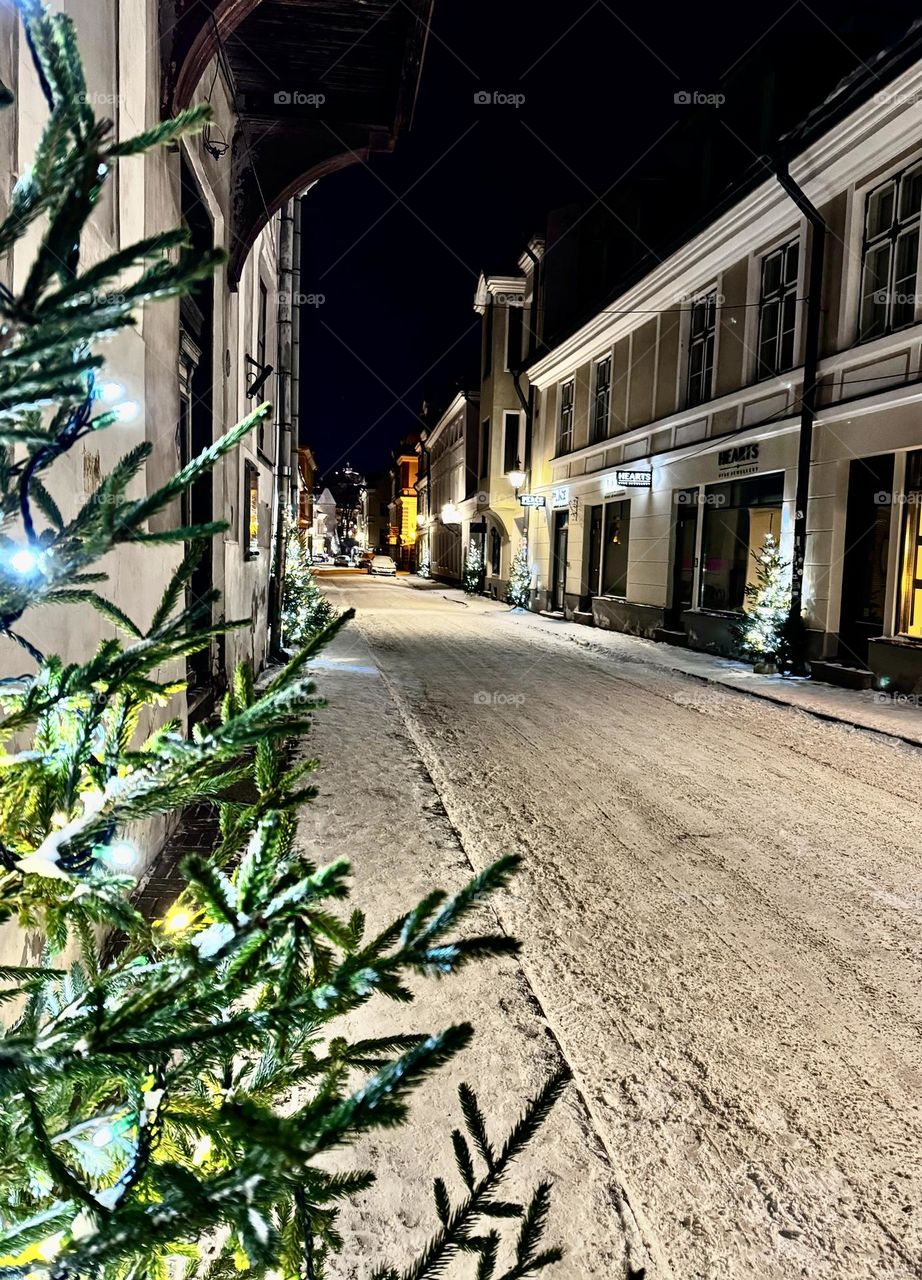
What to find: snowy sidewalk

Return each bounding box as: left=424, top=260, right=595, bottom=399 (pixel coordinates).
left=401, top=577, right=922, bottom=748
left=294, top=620, right=646, bottom=1280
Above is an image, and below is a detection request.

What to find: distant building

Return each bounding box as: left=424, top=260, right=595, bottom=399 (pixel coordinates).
left=296, top=446, right=317, bottom=543
left=389, top=436, right=420, bottom=570
left=417, top=393, right=480, bottom=585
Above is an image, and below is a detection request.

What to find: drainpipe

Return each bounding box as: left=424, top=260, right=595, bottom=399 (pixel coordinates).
left=269, top=198, right=294, bottom=656
left=290, top=195, right=302, bottom=520
left=775, top=161, right=827, bottom=659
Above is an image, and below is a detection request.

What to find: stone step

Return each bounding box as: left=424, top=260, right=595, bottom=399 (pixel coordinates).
left=572, top=610, right=595, bottom=626
left=653, top=627, right=690, bottom=647
left=810, top=659, right=874, bottom=690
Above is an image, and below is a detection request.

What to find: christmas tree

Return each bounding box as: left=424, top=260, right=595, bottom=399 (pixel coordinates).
left=0, top=3, right=568, bottom=1277
left=505, top=543, right=531, bottom=609
left=463, top=543, right=483, bottom=596
left=734, top=533, right=793, bottom=671
left=281, top=518, right=336, bottom=650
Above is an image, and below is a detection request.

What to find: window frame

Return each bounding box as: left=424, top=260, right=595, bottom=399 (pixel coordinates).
left=590, top=354, right=612, bottom=443
left=243, top=461, right=260, bottom=560
left=756, top=238, right=800, bottom=380
left=557, top=379, right=575, bottom=455
left=685, top=288, right=718, bottom=409
left=502, top=410, right=521, bottom=475
left=858, top=160, right=922, bottom=343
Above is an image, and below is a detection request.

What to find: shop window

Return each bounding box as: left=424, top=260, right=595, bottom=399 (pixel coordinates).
left=699, top=473, right=783, bottom=611
left=757, top=240, right=799, bottom=378
left=899, top=451, right=922, bottom=637
left=243, top=462, right=260, bottom=559
left=859, top=161, right=922, bottom=341
left=591, top=356, right=611, bottom=442
left=558, top=379, right=574, bottom=454
left=602, top=500, right=630, bottom=596
left=686, top=290, right=717, bottom=408
left=490, top=527, right=501, bottom=575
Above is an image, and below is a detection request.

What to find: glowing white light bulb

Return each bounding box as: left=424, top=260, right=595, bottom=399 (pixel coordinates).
left=97, top=380, right=124, bottom=404
left=113, top=400, right=140, bottom=423
left=104, top=841, right=135, bottom=868
left=10, top=547, right=38, bottom=574
left=92, top=1124, right=114, bottom=1148
left=164, top=907, right=191, bottom=933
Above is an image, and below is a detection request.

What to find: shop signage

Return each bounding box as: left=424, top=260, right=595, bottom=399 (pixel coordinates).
left=518, top=493, right=546, bottom=508
left=717, top=442, right=760, bottom=477
left=551, top=486, right=570, bottom=508
left=615, top=469, right=652, bottom=488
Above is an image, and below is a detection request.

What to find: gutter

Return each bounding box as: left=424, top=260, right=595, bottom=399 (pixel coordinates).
left=775, top=161, right=827, bottom=631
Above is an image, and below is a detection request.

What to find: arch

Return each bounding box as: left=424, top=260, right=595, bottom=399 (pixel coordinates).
left=168, top=0, right=264, bottom=114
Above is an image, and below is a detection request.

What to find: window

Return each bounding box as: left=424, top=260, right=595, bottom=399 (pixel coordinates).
left=483, top=300, right=494, bottom=379
left=686, top=290, right=717, bottom=408
left=256, top=281, right=269, bottom=452
left=859, top=161, right=922, bottom=340
left=480, top=419, right=491, bottom=478
left=503, top=411, right=520, bottom=474
left=506, top=302, right=523, bottom=371
left=591, top=356, right=611, bottom=442
left=757, top=241, right=799, bottom=377
left=699, top=472, right=783, bottom=611
left=490, top=527, right=501, bottom=575
left=243, top=462, right=260, bottom=559
left=557, top=380, right=574, bottom=454
left=899, top=451, right=922, bottom=637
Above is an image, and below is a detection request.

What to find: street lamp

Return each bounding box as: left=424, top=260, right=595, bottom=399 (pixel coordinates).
left=507, top=457, right=527, bottom=492
left=441, top=502, right=461, bottom=525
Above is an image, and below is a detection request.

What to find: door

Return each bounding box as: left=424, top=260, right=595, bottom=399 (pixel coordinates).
left=602, top=500, right=630, bottom=596
left=838, top=454, right=894, bottom=665
left=669, top=491, right=698, bottom=625
left=552, top=510, right=569, bottom=611
left=586, top=504, right=603, bottom=601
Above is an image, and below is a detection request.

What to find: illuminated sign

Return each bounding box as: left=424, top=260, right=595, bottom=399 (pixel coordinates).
left=551, top=486, right=569, bottom=508
left=615, top=470, right=652, bottom=488
left=518, top=493, right=546, bottom=507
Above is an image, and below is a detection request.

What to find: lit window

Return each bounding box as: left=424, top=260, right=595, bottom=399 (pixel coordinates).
left=244, top=462, right=259, bottom=559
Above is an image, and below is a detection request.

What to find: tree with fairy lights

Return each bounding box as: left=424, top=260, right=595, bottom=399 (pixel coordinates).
left=734, top=533, right=793, bottom=672
left=463, top=543, right=483, bottom=595
left=505, top=543, right=531, bottom=610
left=0, top=4, right=569, bottom=1278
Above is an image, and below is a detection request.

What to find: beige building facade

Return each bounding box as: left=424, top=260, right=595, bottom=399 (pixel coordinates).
left=520, top=47, right=922, bottom=690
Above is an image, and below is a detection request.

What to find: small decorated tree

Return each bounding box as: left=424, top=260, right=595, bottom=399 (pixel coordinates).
left=281, top=517, right=336, bottom=650
left=506, top=542, right=531, bottom=609
left=734, top=533, right=793, bottom=672
left=463, top=542, right=483, bottom=595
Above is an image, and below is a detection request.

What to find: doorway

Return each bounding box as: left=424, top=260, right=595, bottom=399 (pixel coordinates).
left=551, top=510, right=568, bottom=611
left=839, top=454, right=893, bottom=666
left=602, top=500, right=630, bottom=596
left=586, top=503, right=603, bottom=601
left=669, top=490, right=698, bottom=625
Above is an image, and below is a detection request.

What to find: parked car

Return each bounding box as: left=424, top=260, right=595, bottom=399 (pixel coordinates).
left=311, top=554, right=329, bottom=565
left=333, top=554, right=350, bottom=567
left=368, top=554, right=397, bottom=577
left=357, top=553, right=374, bottom=570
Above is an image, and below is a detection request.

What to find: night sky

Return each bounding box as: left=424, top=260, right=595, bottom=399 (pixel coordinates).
left=300, top=0, right=921, bottom=479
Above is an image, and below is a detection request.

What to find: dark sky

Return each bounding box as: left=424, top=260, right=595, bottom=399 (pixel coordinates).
left=300, top=0, right=921, bottom=479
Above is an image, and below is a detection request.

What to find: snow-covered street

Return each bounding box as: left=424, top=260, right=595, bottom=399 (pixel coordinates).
left=312, top=573, right=922, bottom=1280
